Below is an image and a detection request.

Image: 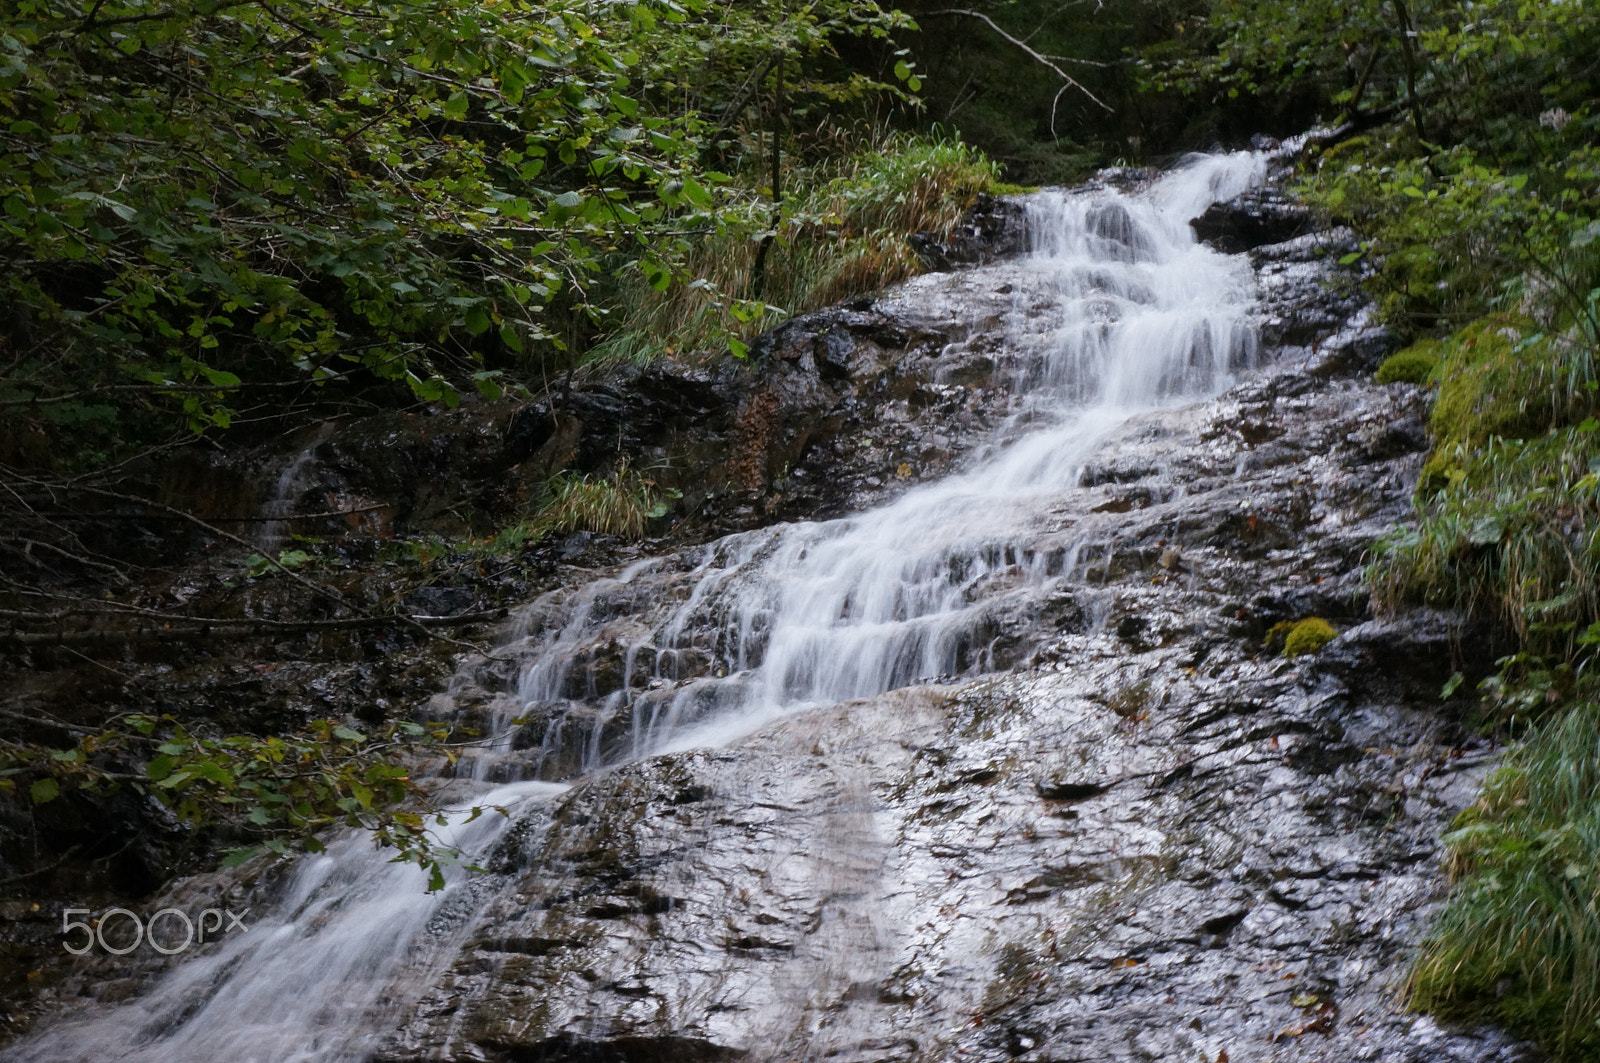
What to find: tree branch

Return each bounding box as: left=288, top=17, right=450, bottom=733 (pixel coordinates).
left=0, top=609, right=505, bottom=648
left=0, top=378, right=339, bottom=410
left=923, top=9, right=1114, bottom=113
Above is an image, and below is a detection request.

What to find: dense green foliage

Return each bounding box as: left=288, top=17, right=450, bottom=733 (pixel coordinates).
left=4, top=0, right=1600, bottom=1036
left=0, top=0, right=938, bottom=885
left=0, top=0, right=916, bottom=446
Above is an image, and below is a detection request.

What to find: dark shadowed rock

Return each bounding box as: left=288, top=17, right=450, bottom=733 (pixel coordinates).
left=1192, top=186, right=1316, bottom=252
left=910, top=194, right=1028, bottom=269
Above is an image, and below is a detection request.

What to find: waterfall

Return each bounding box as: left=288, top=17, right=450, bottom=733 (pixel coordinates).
left=254, top=422, right=335, bottom=554
left=4, top=150, right=1266, bottom=1063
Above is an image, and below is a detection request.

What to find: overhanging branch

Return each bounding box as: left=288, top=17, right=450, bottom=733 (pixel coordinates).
left=923, top=9, right=1114, bottom=114
left=0, top=609, right=505, bottom=647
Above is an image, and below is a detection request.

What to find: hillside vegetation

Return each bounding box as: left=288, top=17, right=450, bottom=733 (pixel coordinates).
left=2, top=0, right=1599, bottom=1054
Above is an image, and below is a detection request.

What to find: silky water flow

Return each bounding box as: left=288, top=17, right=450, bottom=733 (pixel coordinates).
left=5, top=150, right=1267, bottom=1063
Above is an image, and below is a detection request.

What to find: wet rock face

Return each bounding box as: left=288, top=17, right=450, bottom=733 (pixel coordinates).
left=385, top=663, right=1524, bottom=1063
left=176, top=288, right=1025, bottom=553
left=9, top=170, right=1529, bottom=1062
left=370, top=186, right=1528, bottom=1062
left=1191, top=186, right=1315, bottom=253
left=910, top=194, right=1029, bottom=269
left=387, top=656, right=1524, bottom=1063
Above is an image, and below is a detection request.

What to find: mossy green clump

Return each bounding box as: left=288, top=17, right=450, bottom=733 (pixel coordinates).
left=1379, top=427, right=1599, bottom=635
left=1279, top=617, right=1337, bottom=657
left=1428, top=315, right=1557, bottom=454
left=1374, top=346, right=1440, bottom=385
left=1408, top=702, right=1600, bottom=1061
left=1411, top=315, right=1568, bottom=503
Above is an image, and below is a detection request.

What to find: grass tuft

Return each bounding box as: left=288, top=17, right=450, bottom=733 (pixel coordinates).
left=1408, top=701, right=1600, bottom=1060
left=484, top=467, right=662, bottom=552
left=592, top=132, right=1001, bottom=364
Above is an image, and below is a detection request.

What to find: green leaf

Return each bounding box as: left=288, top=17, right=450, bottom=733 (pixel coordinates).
left=642, top=260, right=671, bottom=291
left=193, top=761, right=235, bottom=786
left=680, top=176, right=711, bottom=207
left=146, top=754, right=175, bottom=781
left=30, top=777, right=59, bottom=804
left=220, top=846, right=263, bottom=868
left=333, top=725, right=367, bottom=742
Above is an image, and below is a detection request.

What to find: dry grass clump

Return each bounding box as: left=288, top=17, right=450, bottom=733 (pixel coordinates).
left=587, top=132, right=1000, bottom=365
left=484, top=467, right=660, bottom=553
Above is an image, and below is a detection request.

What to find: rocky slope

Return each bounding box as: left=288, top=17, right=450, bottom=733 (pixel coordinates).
left=366, top=181, right=1530, bottom=1061
left=4, top=160, right=1533, bottom=1063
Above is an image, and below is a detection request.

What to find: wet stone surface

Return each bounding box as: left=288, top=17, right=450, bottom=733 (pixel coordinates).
left=4, top=169, right=1534, bottom=1063
left=371, top=195, right=1529, bottom=1062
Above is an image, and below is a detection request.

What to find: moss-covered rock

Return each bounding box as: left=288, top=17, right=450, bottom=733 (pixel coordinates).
left=1279, top=617, right=1337, bottom=657
left=1428, top=315, right=1557, bottom=454
left=1374, top=347, right=1439, bottom=385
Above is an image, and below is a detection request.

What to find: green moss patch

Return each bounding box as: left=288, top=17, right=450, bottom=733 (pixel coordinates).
left=1375, top=347, right=1440, bottom=385
left=1267, top=617, right=1338, bottom=657
left=1429, top=315, right=1558, bottom=455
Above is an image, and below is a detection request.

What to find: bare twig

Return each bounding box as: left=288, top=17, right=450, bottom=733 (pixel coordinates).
left=12, top=504, right=388, bottom=523
left=0, top=379, right=326, bottom=410
left=0, top=610, right=505, bottom=647
left=923, top=9, right=1114, bottom=113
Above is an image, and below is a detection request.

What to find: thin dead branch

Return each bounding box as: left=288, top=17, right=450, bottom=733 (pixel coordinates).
left=923, top=9, right=1114, bottom=113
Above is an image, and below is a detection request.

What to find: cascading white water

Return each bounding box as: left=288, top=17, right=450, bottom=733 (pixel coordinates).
left=511, top=151, right=1265, bottom=759
left=3, top=151, right=1265, bottom=1063
left=255, top=423, right=335, bottom=554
